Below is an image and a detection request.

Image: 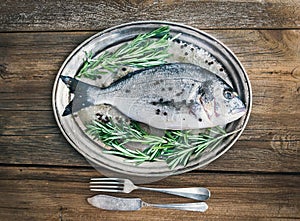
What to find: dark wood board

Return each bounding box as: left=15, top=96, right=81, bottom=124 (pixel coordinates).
left=0, top=0, right=299, bottom=219
left=0, top=111, right=299, bottom=173
left=0, top=166, right=299, bottom=221
left=0, top=30, right=299, bottom=172
left=0, top=0, right=299, bottom=32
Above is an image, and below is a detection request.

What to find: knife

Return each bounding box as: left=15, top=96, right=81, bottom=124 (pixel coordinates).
left=87, top=194, right=208, bottom=212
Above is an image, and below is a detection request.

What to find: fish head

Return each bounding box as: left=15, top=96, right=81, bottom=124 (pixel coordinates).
left=197, top=78, right=246, bottom=126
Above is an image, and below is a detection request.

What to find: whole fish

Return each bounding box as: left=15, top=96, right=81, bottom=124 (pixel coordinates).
left=61, top=63, right=246, bottom=130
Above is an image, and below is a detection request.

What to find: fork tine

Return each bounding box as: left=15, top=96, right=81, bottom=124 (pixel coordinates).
left=89, top=181, right=123, bottom=185
left=89, top=185, right=123, bottom=189
left=89, top=184, right=124, bottom=192
left=90, top=188, right=124, bottom=193
left=89, top=177, right=126, bottom=193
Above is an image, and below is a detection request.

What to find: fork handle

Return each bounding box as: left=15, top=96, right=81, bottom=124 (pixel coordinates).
left=145, top=202, right=208, bottom=212
left=138, top=187, right=210, bottom=201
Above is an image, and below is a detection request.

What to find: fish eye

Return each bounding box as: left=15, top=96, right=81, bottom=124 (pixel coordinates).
left=223, top=90, right=234, bottom=99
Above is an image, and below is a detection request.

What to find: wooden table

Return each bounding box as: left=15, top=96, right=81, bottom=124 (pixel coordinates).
left=1, top=1, right=299, bottom=220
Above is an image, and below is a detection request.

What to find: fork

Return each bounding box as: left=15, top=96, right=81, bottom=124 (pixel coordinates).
left=90, top=178, right=211, bottom=201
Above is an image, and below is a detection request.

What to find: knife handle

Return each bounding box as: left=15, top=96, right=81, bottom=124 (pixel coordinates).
left=145, top=202, right=208, bottom=212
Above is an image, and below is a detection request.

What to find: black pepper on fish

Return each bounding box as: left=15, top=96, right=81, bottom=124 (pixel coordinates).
left=61, top=63, right=246, bottom=130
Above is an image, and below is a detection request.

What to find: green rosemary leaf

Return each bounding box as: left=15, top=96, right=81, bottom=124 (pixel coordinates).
left=78, top=26, right=172, bottom=79
left=167, top=156, right=181, bottom=170
left=110, top=143, right=132, bottom=156
left=86, top=118, right=240, bottom=169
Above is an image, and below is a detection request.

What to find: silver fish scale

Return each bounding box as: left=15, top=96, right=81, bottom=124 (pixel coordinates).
left=102, top=64, right=214, bottom=92
left=90, top=63, right=218, bottom=130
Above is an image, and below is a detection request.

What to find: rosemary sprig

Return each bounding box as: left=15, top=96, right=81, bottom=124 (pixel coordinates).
left=86, top=120, right=165, bottom=163
left=165, top=127, right=241, bottom=170
left=78, top=26, right=172, bottom=79
left=86, top=119, right=241, bottom=169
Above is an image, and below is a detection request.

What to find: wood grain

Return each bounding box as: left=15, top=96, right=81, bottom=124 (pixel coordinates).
left=0, top=29, right=299, bottom=173
left=1, top=2, right=300, bottom=219
left=1, top=131, right=299, bottom=173
left=0, top=0, right=299, bottom=32
left=0, top=166, right=299, bottom=221
left=0, top=30, right=299, bottom=112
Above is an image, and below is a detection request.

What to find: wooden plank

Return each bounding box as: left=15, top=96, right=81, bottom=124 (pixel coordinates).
left=0, top=30, right=299, bottom=112
left=0, top=111, right=58, bottom=135
left=1, top=30, right=299, bottom=75
left=1, top=110, right=300, bottom=138
left=1, top=69, right=299, bottom=114
left=0, top=109, right=299, bottom=172
left=0, top=29, right=299, bottom=172
left=0, top=31, right=93, bottom=81
left=0, top=166, right=299, bottom=220
left=0, top=0, right=299, bottom=32
left=0, top=134, right=89, bottom=166
left=1, top=2, right=299, bottom=221
left=0, top=132, right=299, bottom=173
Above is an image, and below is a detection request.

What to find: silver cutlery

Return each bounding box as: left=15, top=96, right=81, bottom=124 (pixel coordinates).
left=90, top=178, right=210, bottom=201
left=87, top=194, right=208, bottom=212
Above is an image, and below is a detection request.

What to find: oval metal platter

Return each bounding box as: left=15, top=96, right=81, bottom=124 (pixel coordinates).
left=52, top=21, right=252, bottom=183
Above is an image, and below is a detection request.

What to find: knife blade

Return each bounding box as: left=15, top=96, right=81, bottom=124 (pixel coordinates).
left=87, top=195, right=208, bottom=212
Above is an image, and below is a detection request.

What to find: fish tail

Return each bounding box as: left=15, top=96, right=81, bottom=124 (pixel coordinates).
left=60, top=76, right=93, bottom=116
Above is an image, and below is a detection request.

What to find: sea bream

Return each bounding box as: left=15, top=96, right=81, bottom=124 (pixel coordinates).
left=61, top=63, right=246, bottom=130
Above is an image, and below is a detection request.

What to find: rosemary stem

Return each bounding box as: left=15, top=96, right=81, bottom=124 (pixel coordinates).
left=86, top=118, right=242, bottom=169
left=78, top=26, right=172, bottom=79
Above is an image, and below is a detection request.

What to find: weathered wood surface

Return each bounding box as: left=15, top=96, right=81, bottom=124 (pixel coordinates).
left=1, top=166, right=299, bottom=221
left=1, top=30, right=299, bottom=172
left=0, top=0, right=299, bottom=32
left=1, top=30, right=299, bottom=111
left=0, top=0, right=300, bottom=220
left=1, top=112, right=299, bottom=173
